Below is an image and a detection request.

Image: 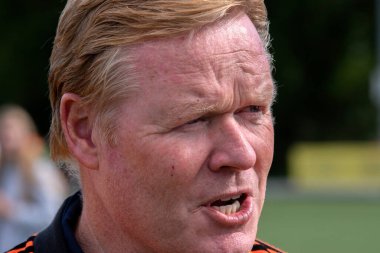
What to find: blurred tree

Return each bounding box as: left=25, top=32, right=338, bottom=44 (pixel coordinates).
left=0, top=1, right=65, bottom=136
left=0, top=0, right=376, bottom=175
left=266, top=0, right=376, bottom=175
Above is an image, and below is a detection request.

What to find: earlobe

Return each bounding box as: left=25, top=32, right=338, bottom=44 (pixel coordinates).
left=60, top=93, right=99, bottom=170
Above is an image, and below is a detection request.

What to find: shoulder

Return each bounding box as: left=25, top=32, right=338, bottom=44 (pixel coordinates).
left=5, top=235, right=36, bottom=253
left=251, top=239, right=286, bottom=253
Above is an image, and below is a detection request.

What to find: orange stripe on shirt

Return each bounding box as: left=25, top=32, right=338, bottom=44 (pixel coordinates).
left=7, top=240, right=34, bottom=253
left=252, top=239, right=285, bottom=253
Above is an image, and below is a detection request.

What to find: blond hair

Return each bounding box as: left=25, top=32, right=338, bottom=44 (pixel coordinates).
left=49, top=0, right=271, bottom=164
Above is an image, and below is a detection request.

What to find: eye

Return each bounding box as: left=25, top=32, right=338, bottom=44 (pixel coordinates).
left=235, top=105, right=268, bottom=125
left=174, top=116, right=208, bottom=132
left=238, top=105, right=264, bottom=114
left=186, top=117, right=206, bottom=125
left=248, top=105, right=262, bottom=113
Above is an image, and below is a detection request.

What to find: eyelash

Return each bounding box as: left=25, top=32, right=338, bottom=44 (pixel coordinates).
left=186, top=117, right=207, bottom=125
left=238, top=105, right=263, bottom=114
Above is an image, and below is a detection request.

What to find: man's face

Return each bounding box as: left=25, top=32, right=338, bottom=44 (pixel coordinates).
left=94, top=12, right=274, bottom=253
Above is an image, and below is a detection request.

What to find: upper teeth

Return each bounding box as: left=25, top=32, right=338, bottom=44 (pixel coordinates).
left=220, top=195, right=240, bottom=202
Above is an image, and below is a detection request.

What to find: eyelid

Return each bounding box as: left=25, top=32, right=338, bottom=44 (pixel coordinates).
left=236, top=105, right=264, bottom=114
left=186, top=116, right=207, bottom=125
left=187, top=105, right=264, bottom=124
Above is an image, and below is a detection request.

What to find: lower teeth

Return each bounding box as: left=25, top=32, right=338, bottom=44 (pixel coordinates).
left=213, top=200, right=241, bottom=214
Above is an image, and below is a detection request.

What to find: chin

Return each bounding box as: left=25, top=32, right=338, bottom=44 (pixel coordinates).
left=192, top=231, right=256, bottom=253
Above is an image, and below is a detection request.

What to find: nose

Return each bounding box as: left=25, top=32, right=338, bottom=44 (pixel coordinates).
left=208, top=116, right=256, bottom=172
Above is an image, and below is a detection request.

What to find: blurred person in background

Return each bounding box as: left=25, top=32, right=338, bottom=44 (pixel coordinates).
left=0, top=105, right=68, bottom=251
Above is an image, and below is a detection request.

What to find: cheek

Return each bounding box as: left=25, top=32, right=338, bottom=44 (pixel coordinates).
left=107, top=137, right=208, bottom=194
left=147, top=143, right=206, bottom=187
left=258, top=137, right=274, bottom=168
left=252, top=124, right=274, bottom=175
left=100, top=142, right=206, bottom=228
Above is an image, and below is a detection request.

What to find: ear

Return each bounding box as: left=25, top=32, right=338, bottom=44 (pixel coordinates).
left=60, top=93, right=99, bottom=170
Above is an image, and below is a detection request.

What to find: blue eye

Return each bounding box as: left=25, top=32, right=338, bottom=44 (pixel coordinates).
left=248, top=105, right=262, bottom=113
left=238, top=105, right=263, bottom=114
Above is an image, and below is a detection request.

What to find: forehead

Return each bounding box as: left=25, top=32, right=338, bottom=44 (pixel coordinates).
left=126, top=12, right=272, bottom=116
left=134, top=12, right=268, bottom=75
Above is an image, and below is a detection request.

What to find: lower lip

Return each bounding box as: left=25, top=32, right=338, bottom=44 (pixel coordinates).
left=202, top=196, right=254, bottom=227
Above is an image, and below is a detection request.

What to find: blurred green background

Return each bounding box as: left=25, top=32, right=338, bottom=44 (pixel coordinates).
left=258, top=196, right=380, bottom=252
left=0, top=1, right=379, bottom=252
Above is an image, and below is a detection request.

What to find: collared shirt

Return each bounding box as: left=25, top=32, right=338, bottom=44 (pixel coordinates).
left=6, top=192, right=284, bottom=253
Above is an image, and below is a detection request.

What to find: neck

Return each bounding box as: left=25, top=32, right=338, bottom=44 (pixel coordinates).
left=77, top=175, right=157, bottom=253
left=75, top=189, right=143, bottom=253
left=76, top=211, right=105, bottom=253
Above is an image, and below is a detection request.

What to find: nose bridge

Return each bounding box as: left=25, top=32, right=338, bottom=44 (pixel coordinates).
left=209, top=115, right=256, bottom=171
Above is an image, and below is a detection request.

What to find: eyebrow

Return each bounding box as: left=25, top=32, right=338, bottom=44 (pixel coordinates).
left=165, top=101, right=218, bottom=122
left=165, top=81, right=275, bottom=122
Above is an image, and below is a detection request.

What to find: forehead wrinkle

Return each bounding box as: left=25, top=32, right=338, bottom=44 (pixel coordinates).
left=164, top=68, right=274, bottom=123
left=167, top=79, right=272, bottom=122
left=206, top=51, right=270, bottom=87
left=233, top=70, right=274, bottom=107
left=210, top=49, right=263, bottom=62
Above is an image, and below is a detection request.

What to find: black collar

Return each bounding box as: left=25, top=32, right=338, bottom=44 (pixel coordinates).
left=34, top=191, right=83, bottom=253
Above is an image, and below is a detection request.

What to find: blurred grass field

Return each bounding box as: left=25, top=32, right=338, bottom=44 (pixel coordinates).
left=258, top=197, right=380, bottom=253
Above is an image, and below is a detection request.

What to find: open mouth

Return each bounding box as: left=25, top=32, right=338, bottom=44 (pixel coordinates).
left=209, top=193, right=247, bottom=215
